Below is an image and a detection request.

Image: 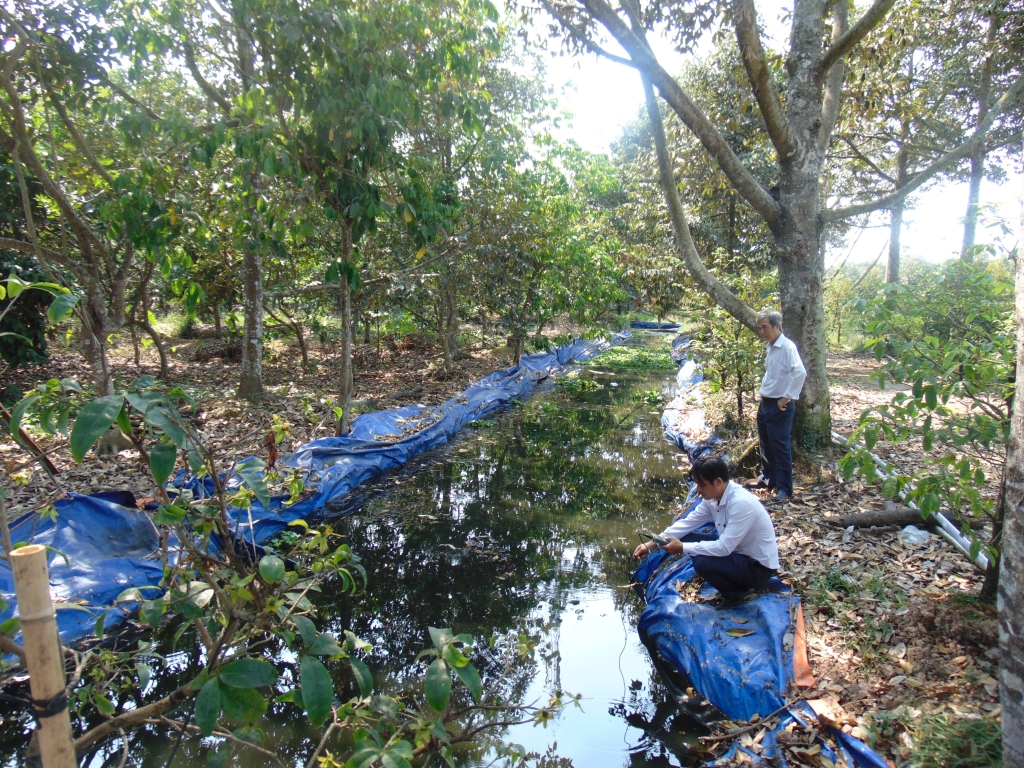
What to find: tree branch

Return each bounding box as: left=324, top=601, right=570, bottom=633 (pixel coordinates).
left=183, top=39, right=234, bottom=116
left=825, top=72, right=1024, bottom=222
left=45, top=92, right=115, bottom=186
left=816, top=0, right=897, bottom=79
left=0, top=237, right=81, bottom=273
left=642, top=76, right=757, bottom=333
left=841, top=138, right=897, bottom=186
left=562, top=0, right=782, bottom=227
left=818, top=0, right=849, bottom=153
left=539, top=0, right=638, bottom=68
left=732, top=0, right=795, bottom=160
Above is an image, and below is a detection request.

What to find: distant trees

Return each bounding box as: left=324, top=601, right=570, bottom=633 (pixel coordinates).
left=533, top=0, right=1024, bottom=449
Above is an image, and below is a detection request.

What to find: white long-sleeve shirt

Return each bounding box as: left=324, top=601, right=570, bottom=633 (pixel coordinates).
left=661, top=482, right=780, bottom=569
left=758, top=333, right=806, bottom=400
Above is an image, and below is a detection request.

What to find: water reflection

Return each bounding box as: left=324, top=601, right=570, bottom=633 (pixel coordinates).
left=315, top=343, right=710, bottom=766
left=0, top=335, right=711, bottom=767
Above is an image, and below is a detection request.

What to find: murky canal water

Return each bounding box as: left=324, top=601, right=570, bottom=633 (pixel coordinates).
left=1, top=334, right=714, bottom=767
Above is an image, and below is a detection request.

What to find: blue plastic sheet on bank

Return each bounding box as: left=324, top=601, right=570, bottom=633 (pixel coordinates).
left=0, top=333, right=628, bottom=645
left=630, top=320, right=681, bottom=331
left=641, top=351, right=891, bottom=767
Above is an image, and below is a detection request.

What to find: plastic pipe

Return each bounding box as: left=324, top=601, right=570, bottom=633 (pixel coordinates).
left=831, top=430, right=989, bottom=573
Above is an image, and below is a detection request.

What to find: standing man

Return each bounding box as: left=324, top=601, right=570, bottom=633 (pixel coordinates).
left=749, top=309, right=806, bottom=500
left=633, top=457, right=779, bottom=606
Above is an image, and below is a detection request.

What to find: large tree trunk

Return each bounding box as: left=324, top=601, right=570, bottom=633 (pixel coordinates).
left=776, top=42, right=831, bottom=451
left=886, top=136, right=910, bottom=284
left=886, top=201, right=903, bottom=284
left=961, top=150, right=986, bottom=262
left=962, top=14, right=999, bottom=262
left=237, top=242, right=265, bottom=400
left=999, top=164, right=1024, bottom=768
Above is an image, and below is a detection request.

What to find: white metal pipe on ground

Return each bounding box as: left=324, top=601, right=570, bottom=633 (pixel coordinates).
left=830, top=430, right=989, bottom=573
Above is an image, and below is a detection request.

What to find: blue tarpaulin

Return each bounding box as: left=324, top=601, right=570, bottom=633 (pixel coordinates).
left=630, top=320, right=681, bottom=331
left=1, top=334, right=628, bottom=646
left=644, top=348, right=890, bottom=768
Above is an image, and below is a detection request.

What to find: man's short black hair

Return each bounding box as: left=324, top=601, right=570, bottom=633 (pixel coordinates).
left=690, top=456, right=730, bottom=485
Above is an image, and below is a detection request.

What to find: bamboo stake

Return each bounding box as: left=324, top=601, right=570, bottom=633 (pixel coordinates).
left=10, top=544, right=76, bottom=768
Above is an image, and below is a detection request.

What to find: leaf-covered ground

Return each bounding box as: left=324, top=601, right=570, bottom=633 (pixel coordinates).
left=707, top=352, right=1001, bottom=766
left=1, top=340, right=1002, bottom=766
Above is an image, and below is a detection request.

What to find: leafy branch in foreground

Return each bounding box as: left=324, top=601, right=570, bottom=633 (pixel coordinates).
left=3, top=379, right=572, bottom=765
left=839, top=259, right=1014, bottom=595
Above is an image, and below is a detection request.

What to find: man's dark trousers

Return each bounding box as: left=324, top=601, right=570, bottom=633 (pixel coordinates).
left=691, top=553, right=774, bottom=601
left=757, top=396, right=797, bottom=496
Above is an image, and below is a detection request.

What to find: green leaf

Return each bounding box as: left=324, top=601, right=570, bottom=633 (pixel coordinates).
left=115, top=404, right=132, bottom=437
left=292, top=615, right=317, bottom=649
left=70, top=396, right=124, bottom=463
left=259, top=555, right=285, bottom=584
left=349, top=656, right=373, bottom=697
left=300, top=655, right=334, bottom=726
left=143, top=406, right=187, bottom=448
left=425, top=658, right=451, bottom=712
left=219, top=683, right=267, bottom=722
left=237, top=459, right=271, bottom=509
left=47, top=293, right=79, bottom=323
left=4, top=276, right=27, bottom=298
left=428, top=626, right=453, bottom=650
left=93, top=693, right=116, bottom=716
left=881, top=477, right=898, bottom=499
left=219, top=658, right=279, bottom=688
left=381, top=751, right=413, bottom=768
left=140, top=599, right=165, bottom=627
left=195, top=677, right=221, bottom=735
left=453, top=660, right=482, bottom=702
left=8, top=395, right=40, bottom=444
left=153, top=504, right=187, bottom=526
left=725, top=627, right=755, bottom=637
left=149, top=441, right=178, bottom=486
left=308, top=632, right=345, bottom=657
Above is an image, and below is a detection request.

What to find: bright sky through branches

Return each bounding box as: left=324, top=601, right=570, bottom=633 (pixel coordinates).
left=533, top=3, right=1021, bottom=270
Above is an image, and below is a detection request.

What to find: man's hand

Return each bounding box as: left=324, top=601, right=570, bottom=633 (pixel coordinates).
left=633, top=541, right=657, bottom=558
left=778, top=397, right=791, bottom=411
left=662, top=536, right=684, bottom=555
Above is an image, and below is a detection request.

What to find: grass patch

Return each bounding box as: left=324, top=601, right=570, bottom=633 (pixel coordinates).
left=594, top=346, right=676, bottom=372
left=909, top=713, right=1000, bottom=768
left=861, top=570, right=908, bottom=606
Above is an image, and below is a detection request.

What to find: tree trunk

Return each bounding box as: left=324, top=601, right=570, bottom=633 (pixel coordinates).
left=336, top=222, right=355, bottom=436
left=238, top=242, right=265, bottom=400
left=999, top=163, right=1024, bottom=767
left=212, top=301, right=222, bottom=337
left=363, top=315, right=371, bottom=344
left=736, top=368, right=744, bottom=422
left=438, top=277, right=459, bottom=371
left=772, top=0, right=832, bottom=452
left=139, top=278, right=169, bottom=380
left=961, top=151, right=986, bottom=262
left=886, top=200, right=903, bottom=284
left=962, top=14, right=998, bottom=262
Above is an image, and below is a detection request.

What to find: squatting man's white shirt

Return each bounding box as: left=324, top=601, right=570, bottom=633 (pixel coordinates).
left=660, top=481, right=780, bottom=570
left=758, top=333, right=806, bottom=401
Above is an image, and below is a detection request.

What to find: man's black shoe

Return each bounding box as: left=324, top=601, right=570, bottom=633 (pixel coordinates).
left=744, top=476, right=769, bottom=490
left=716, top=591, right=753, bottom=608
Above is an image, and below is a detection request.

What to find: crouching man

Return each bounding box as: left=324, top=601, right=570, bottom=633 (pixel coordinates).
left=633, top=457, right=780, bottom=605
